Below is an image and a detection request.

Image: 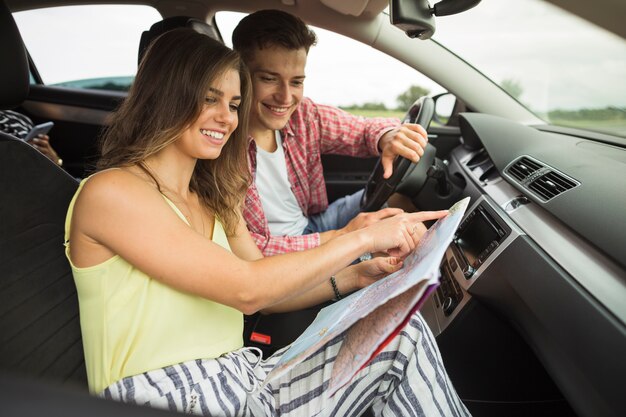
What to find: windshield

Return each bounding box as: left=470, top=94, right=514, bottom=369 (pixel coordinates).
left=431, top=0, right=626, bottom=138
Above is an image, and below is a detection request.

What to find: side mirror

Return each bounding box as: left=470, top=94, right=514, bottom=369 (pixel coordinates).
left=390, top=0, right=481, bottom=39
left=432, top=92, right=466, bottom=126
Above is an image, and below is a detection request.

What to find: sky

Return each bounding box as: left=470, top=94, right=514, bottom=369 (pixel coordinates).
left=431, top=0, right=626, bottom=112
left=14, top=0, right=626, bottom=112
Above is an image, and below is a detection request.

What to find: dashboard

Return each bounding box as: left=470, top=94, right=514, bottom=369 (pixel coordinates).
left=419, top=113, right=626, bottom=417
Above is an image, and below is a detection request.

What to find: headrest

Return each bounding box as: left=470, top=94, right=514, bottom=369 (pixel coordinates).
left=138, top=16, right=220, bottom=64
left=0, top=0, right=29, bottom=109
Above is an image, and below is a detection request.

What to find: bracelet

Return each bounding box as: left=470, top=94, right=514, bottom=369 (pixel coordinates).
left=330, top=275, right=342, bottom=300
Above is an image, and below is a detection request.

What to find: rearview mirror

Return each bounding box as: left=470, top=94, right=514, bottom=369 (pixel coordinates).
left=390, top=0, right=481, bottom=39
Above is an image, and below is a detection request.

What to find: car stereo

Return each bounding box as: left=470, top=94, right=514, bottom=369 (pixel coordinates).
left=450, top=203, right=510, bottom=279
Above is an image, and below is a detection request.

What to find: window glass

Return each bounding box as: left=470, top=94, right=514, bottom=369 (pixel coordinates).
left=14, top=5, right=161, bottom=91
left=216, top=12, right=444, bottom=119
left=432, top=0, right=626, bottom=137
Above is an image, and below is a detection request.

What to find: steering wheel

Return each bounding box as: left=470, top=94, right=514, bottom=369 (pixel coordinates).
left=360, top=96, right=437, bottom=212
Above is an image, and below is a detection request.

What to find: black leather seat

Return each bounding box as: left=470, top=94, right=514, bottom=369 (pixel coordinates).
left=0, top=0, right=85, bottom=388
left=0, top=11, right=220, bottom=391
left=138, top=15, right=221, bottom=64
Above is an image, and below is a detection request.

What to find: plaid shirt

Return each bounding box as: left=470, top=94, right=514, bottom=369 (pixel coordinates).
left=243, top=98, right=400, bottom=256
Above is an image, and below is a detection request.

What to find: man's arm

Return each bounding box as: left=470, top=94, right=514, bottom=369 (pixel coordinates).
left=250, top=229, right=321, bottom=257
left=300, top=98, right=400, bottom=157
left=305, top=99, right=428, bottom=178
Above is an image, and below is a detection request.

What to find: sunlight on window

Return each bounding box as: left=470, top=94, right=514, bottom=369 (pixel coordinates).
left=216, top=11, right=444, bottom=113
left=15, top=5, right=162, bottom=89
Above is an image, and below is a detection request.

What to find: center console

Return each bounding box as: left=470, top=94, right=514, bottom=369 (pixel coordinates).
left=422, top=195, right=522, bottom=335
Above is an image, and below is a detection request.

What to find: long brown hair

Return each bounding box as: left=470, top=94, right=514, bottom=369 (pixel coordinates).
left=97, top=29, right=251, bottom=235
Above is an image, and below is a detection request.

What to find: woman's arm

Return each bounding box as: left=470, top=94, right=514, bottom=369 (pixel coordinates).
left=228, top=214, right=402, bottom=313
left=259, top=256, right=403, bottom=314
left=71, top=170, right=446, bottom=315
left=227, top=213, right=264, bottom=261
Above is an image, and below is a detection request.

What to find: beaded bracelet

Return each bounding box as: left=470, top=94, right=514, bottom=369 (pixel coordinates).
left=330, top=275, right=342, bottom=300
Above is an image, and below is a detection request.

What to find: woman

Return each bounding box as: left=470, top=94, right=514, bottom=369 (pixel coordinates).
left=65, top=29, right=470, bottom=416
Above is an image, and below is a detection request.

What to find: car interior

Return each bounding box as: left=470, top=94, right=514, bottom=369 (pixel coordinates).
left=1, top=1, right=624, bottom=417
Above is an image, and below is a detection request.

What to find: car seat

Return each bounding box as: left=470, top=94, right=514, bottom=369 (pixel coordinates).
left=138, top=15, right=221, bottom=64
left=0, top=0, right=85, bottom=388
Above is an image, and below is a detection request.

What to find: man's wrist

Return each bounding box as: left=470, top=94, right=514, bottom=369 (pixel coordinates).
left=376, top=132, right=389, bottom=153
left=376, top=127, right=397, bottom=153
left=353, top=228, right=373, bottom=255
left=319, top=228, right=345, bottom=244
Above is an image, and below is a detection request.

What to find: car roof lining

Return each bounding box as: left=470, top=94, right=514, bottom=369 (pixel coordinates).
left=6, top=0, right=625, bottom=40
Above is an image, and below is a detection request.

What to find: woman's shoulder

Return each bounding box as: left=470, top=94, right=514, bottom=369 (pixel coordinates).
left=77, top=168, right=155, bottom=210
left=83, top=167, right=146, bottom=189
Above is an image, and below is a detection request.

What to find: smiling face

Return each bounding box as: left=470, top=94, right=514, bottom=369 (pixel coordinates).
left=178, top=68, right=242, bottom=160
left=246, top=45, right=307, bottom=138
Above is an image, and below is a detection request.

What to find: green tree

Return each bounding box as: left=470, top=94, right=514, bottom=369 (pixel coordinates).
left=340, top=101, right=388, bottom=111
left=396, top=85, right=430, bottom=110
left=500, top=78, right=523, bottom=100
left=360, top=101, right=387, bottom=111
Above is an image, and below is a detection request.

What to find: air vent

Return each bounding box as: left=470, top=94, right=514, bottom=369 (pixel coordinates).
left=505, top=156, right=580, bottom=202
left=506, top=157, right=543, bottom=181
left=528, top=170, right=578, bottom=201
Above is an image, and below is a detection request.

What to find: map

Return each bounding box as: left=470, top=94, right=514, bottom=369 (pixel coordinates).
left=262, top=197, right=470, bottom=393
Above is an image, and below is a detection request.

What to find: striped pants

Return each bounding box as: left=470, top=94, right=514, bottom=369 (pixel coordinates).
left=103, top=312, right=470, bottom=416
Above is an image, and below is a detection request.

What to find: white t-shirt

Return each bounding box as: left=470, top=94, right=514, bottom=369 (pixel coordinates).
left=255, top=131, right=309, bottom=236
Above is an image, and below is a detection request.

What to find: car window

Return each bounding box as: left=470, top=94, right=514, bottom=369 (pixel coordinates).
left=431, top=0, right=626, bottom=137
left=216, top=11, right=445, bottom=120
left=14, top=5, right=162, bottom=92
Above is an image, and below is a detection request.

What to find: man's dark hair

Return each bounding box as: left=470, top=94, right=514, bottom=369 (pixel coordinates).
left=232, top=9, right=317, bottom=62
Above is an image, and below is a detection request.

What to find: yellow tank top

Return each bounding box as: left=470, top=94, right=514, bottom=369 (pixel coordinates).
left=64, top=178, right=243, bottom=393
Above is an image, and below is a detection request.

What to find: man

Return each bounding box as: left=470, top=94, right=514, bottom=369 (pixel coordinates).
left=233, top=10, right=429, bottom=256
